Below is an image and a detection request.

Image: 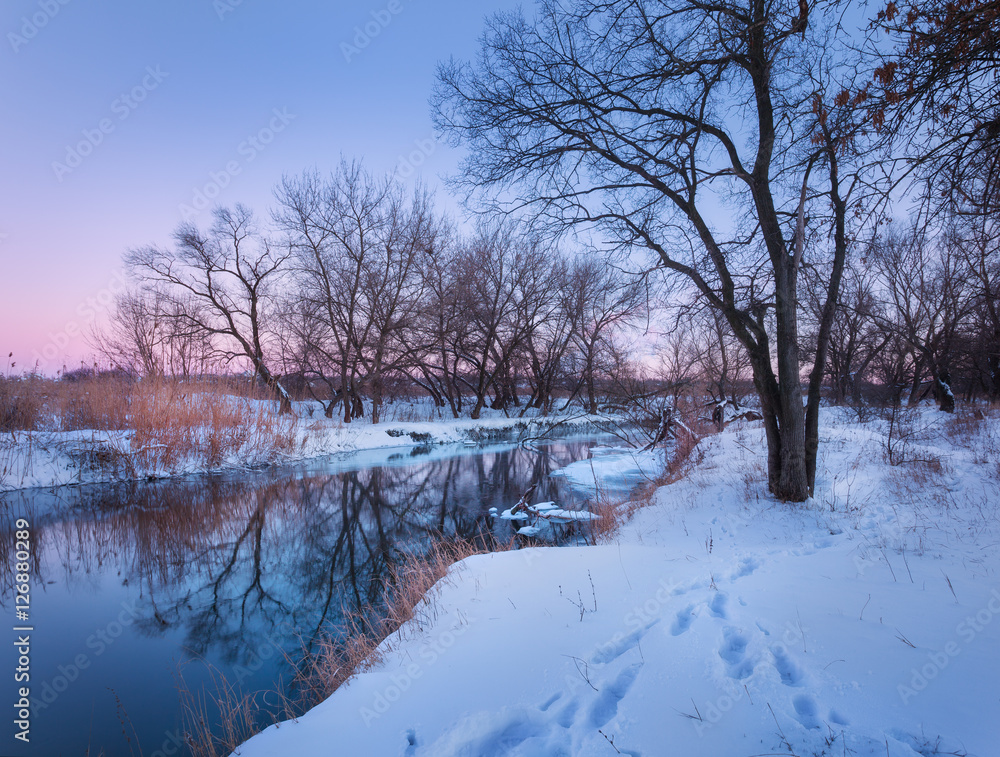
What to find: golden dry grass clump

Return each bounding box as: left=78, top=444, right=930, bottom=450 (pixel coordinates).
left=0, top=373, right=296, bottom=480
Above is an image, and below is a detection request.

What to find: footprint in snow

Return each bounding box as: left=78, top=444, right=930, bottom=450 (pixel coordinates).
left=588, top=662, right=642, bottom=728
left=733, top=556, right=760, bottom=578
left=792, top=694, right=821, bottom=729
left=718, top=627, right=747, bottom=663
left=709, top=592, right=728, bottom=619
left=538, top=692, right=561, bottom=712
left=829, top=708, right=849, bottom=726
left=719, top=627, right=756, bottom=680
left=591, top=620, right=659, bottom=664
left=671, top=605, right=696, bottom=635
left=771, top=646, right=805, bottom=686
left=555, top=698, right=579, bottom=729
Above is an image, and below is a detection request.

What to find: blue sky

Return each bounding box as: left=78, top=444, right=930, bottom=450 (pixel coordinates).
left=0, top=0, right=521, bottom=373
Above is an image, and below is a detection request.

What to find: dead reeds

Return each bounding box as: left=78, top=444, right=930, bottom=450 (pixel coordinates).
left=0, top=374, right=45, bottom=431
left=128, top=379, right=296, bottom=472
left=589, top=419, right=710, bottom=544
left=291, top=539, right=491, bottom=708
left=0, top=374, right=296, bottom=483
left=177, top=660, right=271, bottom=757
left=177, top=539, right=493, bottom=757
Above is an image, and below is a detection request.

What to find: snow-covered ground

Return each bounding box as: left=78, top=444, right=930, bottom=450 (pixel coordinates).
left=234, top=406, right=1000, bottom=757
left=0, top=401, right=606, bottom=491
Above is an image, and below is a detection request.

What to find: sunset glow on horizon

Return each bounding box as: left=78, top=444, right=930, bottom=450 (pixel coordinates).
left=2, top=0, right=515, bottom=375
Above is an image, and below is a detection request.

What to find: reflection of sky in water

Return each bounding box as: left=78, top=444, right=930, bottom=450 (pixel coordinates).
left=0, top=436, right=618, bottom=757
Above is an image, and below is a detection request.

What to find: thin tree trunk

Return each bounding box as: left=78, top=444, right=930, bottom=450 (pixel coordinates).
left=806, top=141, right=848, bottom=494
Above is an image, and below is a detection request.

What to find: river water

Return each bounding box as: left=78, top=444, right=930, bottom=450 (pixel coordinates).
left=0, top=435, right=623, bottom=757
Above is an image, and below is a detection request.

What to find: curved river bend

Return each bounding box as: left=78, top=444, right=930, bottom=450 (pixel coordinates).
left=0, top=435, right=624, bottom=757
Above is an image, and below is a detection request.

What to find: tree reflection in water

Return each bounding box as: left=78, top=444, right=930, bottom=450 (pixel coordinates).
left=0, top=438, right=603, bottom=756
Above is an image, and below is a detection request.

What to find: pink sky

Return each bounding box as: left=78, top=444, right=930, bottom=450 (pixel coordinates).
left=1, top=0, right=514, bottom=376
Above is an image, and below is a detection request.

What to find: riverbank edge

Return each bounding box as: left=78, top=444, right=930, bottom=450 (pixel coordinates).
left=0, top=412, right=614, bottom=493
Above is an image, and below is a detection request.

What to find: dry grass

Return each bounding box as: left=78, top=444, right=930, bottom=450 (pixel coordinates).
left=290, top=622, right=387, bottom=711
left=881, top=404, right=930, bottom=467
left=380, top=400, right=442, bottom=423
left=0, top=373, right=133, bottom=431
left=59, top=376, right=133, bottom=430
left=586, top=495, right=636, bottom=543
left=290, top=539, right=492, bottom=709
left=0, top=375, right=297, bottom=483
left=590, top=423, right=711, bottom=544
left=0, top=373, right=285, bottom=431
left=945, top=405, right=1000, bottom=469
left=945, top=405, right=988, bottom=441
left=725, top=424, right=769, bottom=500
left=0, top=375, right=46, bottom=431
left=176, top=539, right=495, bottom=756
left=128, top=379, right=296, bottom=471
left=662, top=426, right=707, bottom=484
left=739, top=457, right=769, bottom=501
left=178, top=661, right=273, bottom=757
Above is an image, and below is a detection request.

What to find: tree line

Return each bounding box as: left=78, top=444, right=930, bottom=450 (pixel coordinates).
left=92, top=0, right=1000, bottom=502
left=815, top=216, right=1000, bottom=411
left=93, top=161, right=651, bottom=424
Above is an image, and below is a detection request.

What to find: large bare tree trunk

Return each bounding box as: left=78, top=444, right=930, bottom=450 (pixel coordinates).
left=432, top=0, right=871, bottom=501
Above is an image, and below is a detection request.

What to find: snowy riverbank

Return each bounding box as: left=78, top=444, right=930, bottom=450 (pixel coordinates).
left=0, top=404, right=609, bottom=492
left=234, top=406, right=1000, bottom=757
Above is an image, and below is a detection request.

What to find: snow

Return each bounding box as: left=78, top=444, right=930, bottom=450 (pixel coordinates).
left=233, top=406, right=1000, bottom=757
left=550, top=445, right=664, bottom=497
left=498, top=500, right=601, bottom=524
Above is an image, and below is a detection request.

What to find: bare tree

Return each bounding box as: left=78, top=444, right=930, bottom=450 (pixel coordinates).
left=521, top=257, right=577, bottom=414
left=352, top=186, right=437, bottom=423
left=871, top=0, right=1000, bottom=214
left=92, top=286, right=220, bottom=379
left=564, top=258, right=647, bottom=414
left=688, top=306, right=753, bottom=412
left=125, top=205, right=293, bottom=412
left=818, top=260, right=887, bottom=404
left=433, top=0, right=873, bottom=499
left=411, top=237, right=468, bottom=417
left=939, top=212, right=1000, bottom=400
left=276, top=162, right=438, bottom=423
left=603, top=329, right=697, bottom=445
left=869, top=224, right=971, bottom=411
left=453, top=225, right=552, bottom=419
left=867, top=3, right=1000, bottom=403
left=90, top=287, right=169, bottom=377
left=275, top=166, right=371, bottom=421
